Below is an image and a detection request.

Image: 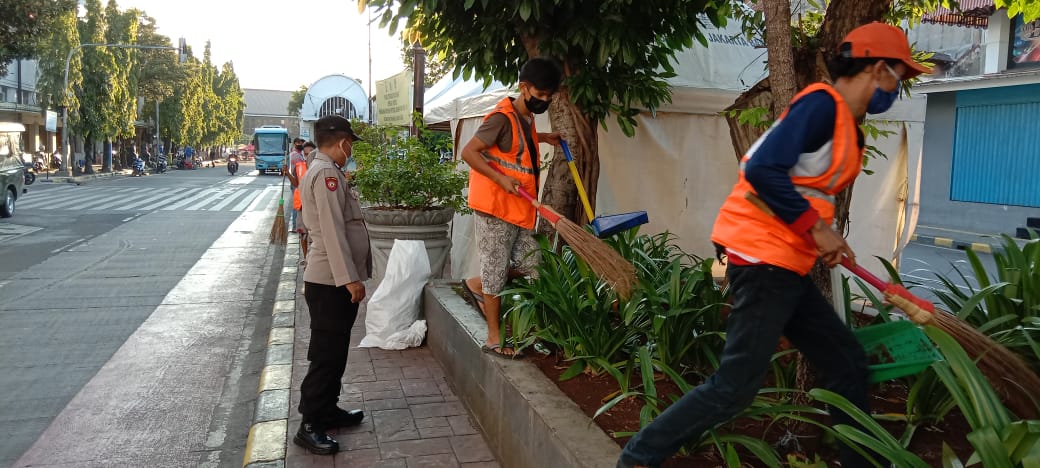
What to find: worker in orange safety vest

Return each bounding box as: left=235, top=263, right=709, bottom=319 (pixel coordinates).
left=459, top=58, right=562, bottom=359
left=618, top=23, right=932, bottom=468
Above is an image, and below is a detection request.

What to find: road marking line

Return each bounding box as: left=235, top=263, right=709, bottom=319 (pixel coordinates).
left=184, top=189, right=233, bottom=211
left=230, top=190, right=261, bottom=212
left=136, top=188, right=196, bottom=211
left=94, top=189, right=181, bottom=211
left=248, top=189, right=278, bottom=212
left=162, top=188, right=221, bottom=211
left=207, top=189, right=253, bottom=211
left=50, top=237, right=87, bottom=254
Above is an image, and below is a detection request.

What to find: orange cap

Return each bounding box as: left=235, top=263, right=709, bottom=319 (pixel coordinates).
left=841, top=22, right=932, bottom=79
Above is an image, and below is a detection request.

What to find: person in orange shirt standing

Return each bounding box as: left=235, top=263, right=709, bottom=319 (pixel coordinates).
left=460, top=58, right=562, bottom=358
left=617, top=23, right=931, bottom=468
left=287, top=141, right=316, bottom=264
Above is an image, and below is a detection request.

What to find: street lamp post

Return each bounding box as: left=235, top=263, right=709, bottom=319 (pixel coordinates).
left=60, top=41, right=184, bottom=176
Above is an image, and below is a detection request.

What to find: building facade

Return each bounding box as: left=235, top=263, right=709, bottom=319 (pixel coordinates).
left=243, top=88, right=300, bottom=139
left=0, top=59, right=61, bottom=155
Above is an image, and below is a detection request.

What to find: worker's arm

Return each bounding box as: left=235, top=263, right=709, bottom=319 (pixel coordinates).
left=461, top=115, right=520, bottom=195
left=744, top=91, right=854, bottom=267
left=744, top=91, right=836, bottom=232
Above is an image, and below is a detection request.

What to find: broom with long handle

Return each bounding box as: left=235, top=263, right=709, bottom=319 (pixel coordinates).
left=745, top=192, right=1040, bottom=418
left=269, top=166, right=288, bottom=245
left=489, top=165, right=637, bottom=299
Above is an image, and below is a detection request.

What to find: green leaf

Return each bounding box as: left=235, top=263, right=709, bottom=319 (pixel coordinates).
left=966, top=426, right=1014, bottom=468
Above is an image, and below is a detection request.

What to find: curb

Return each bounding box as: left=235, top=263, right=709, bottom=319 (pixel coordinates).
left=243, top=237, right=299, bottom=468
left=35, top=170, right=129, bottom=185
left=911, top=233, right=996, bottom=254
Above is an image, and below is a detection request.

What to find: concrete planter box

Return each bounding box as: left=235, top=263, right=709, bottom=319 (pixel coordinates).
left=423, top=280, right=622, bottom=468
left=362, top=206, right=453, bottom=283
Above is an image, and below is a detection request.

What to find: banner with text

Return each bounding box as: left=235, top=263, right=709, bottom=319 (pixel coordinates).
left=377, top=71, right=413, bottom=126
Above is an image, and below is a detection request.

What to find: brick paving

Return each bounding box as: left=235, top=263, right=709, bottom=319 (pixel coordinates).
left=285, top=283, right=499, bottom=468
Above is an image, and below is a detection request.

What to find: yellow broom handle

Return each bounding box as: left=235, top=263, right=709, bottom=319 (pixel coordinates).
left=561, top=140, right=596, bottom=221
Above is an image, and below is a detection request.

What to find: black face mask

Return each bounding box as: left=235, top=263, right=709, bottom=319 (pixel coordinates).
left=525, top=95, right=550, bottom=114
left=294, top=145, right=304, bottom=151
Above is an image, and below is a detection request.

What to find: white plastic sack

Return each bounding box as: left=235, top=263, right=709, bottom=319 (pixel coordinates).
left=358, top=240, right=431, bottom=350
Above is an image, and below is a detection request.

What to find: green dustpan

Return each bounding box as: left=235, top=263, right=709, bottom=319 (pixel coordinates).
left=854, top=320, right=943, bottom=383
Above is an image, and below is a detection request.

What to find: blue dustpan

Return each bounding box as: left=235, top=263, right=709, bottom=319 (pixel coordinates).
left=591, top=211, right=649, bottom=238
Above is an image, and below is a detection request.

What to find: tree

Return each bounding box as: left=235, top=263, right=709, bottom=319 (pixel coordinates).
left=74, top=0, right=123, bottom=174
left=0, top=0, right=76, bottom=76
left=214, top=61, right=246, bottom=147
left=400, top=39, right=454, bottom=87
left=103, top=1, right=140, bottom=171
left=362, top=0, right=729, bottom=231
left=200, top=41, right=223, bottom=150
left=35, top=8, right=82, bottom=130
left=288, top=84, right=308, bottom=117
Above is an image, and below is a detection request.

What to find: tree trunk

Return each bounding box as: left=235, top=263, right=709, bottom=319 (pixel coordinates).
left=765, top=0, right=798, bottom=109
left=538, top=86, right=599, bottom=238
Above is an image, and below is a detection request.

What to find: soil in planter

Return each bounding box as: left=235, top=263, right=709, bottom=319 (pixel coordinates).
left=530, top=351, right=975, bottom=467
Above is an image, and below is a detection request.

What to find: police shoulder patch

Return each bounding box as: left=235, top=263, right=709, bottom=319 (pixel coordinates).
left=325, top=176, right=339, bottom=191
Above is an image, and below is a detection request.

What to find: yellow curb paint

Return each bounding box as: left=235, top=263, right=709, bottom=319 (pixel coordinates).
left=970, top=242, right=992, bottom=254
left=911, top=234, right=918, bottom=242
left=934, top=237, right=954, bottom=248
left=269, top=327, right=294, bottom=345
left=242, top=419, right=287, bottom=466
left=259, top=364, right=292, bottom=392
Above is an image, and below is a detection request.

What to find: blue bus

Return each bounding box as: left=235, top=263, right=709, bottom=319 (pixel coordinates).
left=252, top=126, right=290, bottom=174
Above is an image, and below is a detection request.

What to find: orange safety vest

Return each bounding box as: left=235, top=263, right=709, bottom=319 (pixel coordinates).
left=292, top=159, right=307, bottom=211
left=467, top=97, right=540, bottom=230
left=711, top=83, right=863, bottom=275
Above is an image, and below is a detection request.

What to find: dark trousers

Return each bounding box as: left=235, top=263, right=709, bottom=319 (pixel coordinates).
left=618, top=264, right=872, bottom=468
left=298, top=282, right=359, bottom=427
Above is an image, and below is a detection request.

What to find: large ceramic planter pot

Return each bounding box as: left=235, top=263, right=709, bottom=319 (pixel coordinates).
left=361, top=206, right=454, bottom=284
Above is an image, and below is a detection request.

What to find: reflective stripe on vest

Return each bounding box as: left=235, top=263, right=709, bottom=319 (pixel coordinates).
left=710, top=83, right=862, bottom=275
left=467, top=97, right=540, bottom=230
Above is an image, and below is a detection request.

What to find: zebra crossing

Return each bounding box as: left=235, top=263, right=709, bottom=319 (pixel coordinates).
left=18, top=184, right=281, bottom=213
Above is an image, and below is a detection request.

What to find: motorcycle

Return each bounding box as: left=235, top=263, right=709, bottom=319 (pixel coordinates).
left=227, top=156, right=239, bottom=176
left=32, top=154, right=46, bottom=173
left=131, top=158, right=146, bottom=177
left=154, top=157, right=167, bottom=174
left=192, top=155, right=203, bottom=169
left=50, top=153, right=62, bottom=171
left=22, top=162, right=36, bottom=185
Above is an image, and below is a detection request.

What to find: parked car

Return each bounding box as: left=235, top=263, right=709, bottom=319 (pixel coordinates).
left=0, top=122, right=29, bottom=217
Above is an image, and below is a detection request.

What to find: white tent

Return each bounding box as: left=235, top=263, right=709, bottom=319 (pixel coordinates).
left=425, top=19, right=926, bottom=288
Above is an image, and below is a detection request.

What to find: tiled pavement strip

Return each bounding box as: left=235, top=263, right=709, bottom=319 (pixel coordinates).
left=244, top=235, right=500, bottom=468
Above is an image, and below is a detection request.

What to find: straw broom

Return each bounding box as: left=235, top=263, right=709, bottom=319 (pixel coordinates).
left=854, top=264, right=1040, bottom=420
left=503, top=176, right=636, bottom=299
left=269, top=167, right=288, bottom=245
left=745, top=192, right=1040, bottom=418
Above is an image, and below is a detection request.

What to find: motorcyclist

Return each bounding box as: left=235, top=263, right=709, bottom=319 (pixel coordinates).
left=227, top=153, right=239, bottom=175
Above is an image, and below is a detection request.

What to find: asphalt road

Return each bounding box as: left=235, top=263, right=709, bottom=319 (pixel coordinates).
left=0, top=162, right=287, bottom=467
left=898, top=241, right=999, bottom=303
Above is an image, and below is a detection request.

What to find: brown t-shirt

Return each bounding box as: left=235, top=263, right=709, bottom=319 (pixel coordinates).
left=474, top=112, right=538, bottom=179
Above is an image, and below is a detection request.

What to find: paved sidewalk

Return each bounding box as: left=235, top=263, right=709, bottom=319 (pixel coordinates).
left=250, top=235, right=500, bottom=468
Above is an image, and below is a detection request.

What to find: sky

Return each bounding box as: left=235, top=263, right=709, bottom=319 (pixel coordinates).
left=112, top=0, right=408, bottom=92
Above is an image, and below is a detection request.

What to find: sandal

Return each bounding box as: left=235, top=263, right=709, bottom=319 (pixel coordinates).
left=460, top=280, right=486, bottom=315
left=481, top=343, right=524, bottom=359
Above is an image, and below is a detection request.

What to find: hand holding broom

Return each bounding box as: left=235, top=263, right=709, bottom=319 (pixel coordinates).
left=489, top=164, right=637, bottom=299
left=745, top=190, right=1040, bottom=418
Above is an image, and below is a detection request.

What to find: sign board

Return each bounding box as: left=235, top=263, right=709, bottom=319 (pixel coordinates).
left=45, top=110, right=58, bottom=132
left=376, top=70, right=413, bottom=126
left=1010, top=15, right=1040, bottom=68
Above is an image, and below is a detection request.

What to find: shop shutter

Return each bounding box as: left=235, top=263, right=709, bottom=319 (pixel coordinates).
left=951, top=84, right=1040, bottom=208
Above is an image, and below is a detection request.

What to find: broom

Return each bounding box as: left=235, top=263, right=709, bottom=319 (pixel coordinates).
left=490, top=166, right=637, bottom=299
left=745, top=192, right=1040, bottom=418
left=269, top=167, right=288, bottom=245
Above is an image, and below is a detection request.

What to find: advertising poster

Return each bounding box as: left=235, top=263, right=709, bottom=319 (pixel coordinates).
left=1010, top=15, right=1040, bottom=67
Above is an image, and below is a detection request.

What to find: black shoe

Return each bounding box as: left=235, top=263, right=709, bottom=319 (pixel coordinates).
left=293, top=423, right=339, bottom=455
left=324, top=408, right=365, bottom=428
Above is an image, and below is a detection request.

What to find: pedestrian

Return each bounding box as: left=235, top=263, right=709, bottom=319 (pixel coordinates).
left=303, top=140, right=317, bottom=166
left=293, top=115, right=370, bottom=456
left=459, top=57, right=562, bottom=358
left=616, top=22, right=931, bottom=468
left=288, top=137, right=307, bottom=231
left=286, top=142, right=314, bottom=263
